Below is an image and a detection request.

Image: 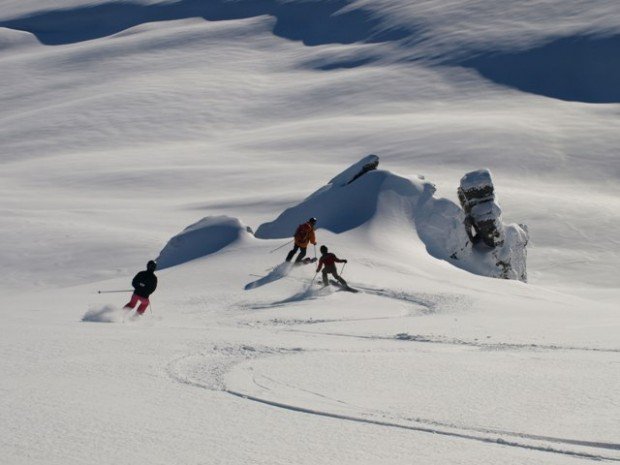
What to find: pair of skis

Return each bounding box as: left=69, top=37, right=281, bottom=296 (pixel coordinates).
left=320, top=279, right=359, bottom=293
left=266, top=257, right=359, bottom=293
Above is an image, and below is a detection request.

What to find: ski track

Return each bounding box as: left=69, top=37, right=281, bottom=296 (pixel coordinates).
left=286, top=328, right=620, bottom=354
left=243, top=278, right=617, bottom=354
left=224, top=389, right=620, bottom=462
left=246, top=274, right=450, bottom=316
left=167, top=279, right=618, bottom=461
left=254, top=373, right=620, bottom=452
left=166, top=345, right=620, bottom=462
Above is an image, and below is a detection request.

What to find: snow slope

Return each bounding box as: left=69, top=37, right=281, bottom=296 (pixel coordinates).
left=0, top=1, right=619, bottom=464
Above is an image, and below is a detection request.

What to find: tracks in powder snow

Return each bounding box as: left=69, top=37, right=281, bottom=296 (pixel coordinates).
left=247, top=280, right=618, bottom=354
left=285, top=328, right=620, bottom=354
left=223, top=392, right=620, bottom=462
left=167, top=344, right=620, bottom=462
left=167, top=280, right=619, bottom=462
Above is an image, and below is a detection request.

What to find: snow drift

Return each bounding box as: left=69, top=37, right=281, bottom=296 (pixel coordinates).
left=257, top=156, right=528, bottom=281
left=254, top=154, right=407, bottom=237
left=0, top=27, right=39, bottom=50
left=156, top=215, right=253, bottom=269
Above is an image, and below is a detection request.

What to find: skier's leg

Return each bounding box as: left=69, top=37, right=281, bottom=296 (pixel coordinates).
left=322, top=270, right=329, bottom=286
left=136, top=297, right=150, bottom=315
left=295, top=247, right=307, bottom=263
left=286, top=245, right=299, bottom=262
left=123, top=293, right=139, bottom=310
left=333, top=271, right=348, bottom=287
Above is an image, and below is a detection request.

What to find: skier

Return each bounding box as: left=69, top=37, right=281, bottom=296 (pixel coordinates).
left=285, top=217, right=317, bottom=263
left=123, top=260, right=158, bottom=315
left=316, top=245, right=348, bottom=288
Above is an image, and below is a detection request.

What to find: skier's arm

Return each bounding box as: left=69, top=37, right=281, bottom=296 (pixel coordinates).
left=131, top=273, right=140, bottom=290
left=148, top=276, right=158, bottom=295
left=310, top=229, right=316, bottom=245
left=334, top=255, right=347, bottom=263
left=316, top=257, right=323, bottom=272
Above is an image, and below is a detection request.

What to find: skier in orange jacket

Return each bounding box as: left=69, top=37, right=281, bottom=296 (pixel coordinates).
left=285, top=217, right=317, bottom=263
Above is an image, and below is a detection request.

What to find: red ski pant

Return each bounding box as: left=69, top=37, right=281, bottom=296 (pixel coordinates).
left=124, top=293, right=149, bottom=314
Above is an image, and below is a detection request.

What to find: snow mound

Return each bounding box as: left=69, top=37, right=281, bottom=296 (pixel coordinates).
left=0, top=27, right=38, bottom=49
left=82, top=305, right=122, bottom=323
left=157, top=215, right=253, bottom=269
left=255, top=154, right=427, bottom=238
left=256, top=156, right=528, bottom=282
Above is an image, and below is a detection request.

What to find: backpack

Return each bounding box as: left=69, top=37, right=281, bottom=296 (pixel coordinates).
left=294, top=223, right=310, bottom=243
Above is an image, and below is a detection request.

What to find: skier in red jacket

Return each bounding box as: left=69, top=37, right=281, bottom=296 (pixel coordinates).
left=316, top=245, right=348, bottom=287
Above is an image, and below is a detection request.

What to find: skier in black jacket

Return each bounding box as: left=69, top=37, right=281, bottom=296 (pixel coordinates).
left=123, top=260, right=158, bottom=315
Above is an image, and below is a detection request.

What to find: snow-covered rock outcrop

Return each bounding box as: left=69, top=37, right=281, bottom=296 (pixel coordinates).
left=454, top=169, right=529, bottom=281
left=458, top=169, right=504, bottom=248
left=257, top=156, right=528, bottom=282
left=157, top=215, right=253, bottom=269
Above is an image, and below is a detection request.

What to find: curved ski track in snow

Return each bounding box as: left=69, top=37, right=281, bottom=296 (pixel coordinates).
left=167, top=345, right=620, bottom=462
left=224, top=390, right=620, bottom=461
left=246, top=275, right=445, bottom=316
left=166, top=281, right=619, bottom=462
left=246, top=281, right=618, bottom=354
left=287, top=328, right=620, bottom=354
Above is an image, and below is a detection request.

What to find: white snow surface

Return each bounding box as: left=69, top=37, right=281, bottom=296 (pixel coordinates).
left=1, top=1, right=619, bottom=464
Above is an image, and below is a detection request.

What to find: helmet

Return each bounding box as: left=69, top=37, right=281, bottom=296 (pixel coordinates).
left=320, top=245, right=328, bottom=254
left=308, top=217, right=317, bottom=224
left=147, top=260, right=157, bottom=272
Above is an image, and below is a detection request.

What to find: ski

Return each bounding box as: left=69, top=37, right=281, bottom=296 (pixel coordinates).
left=294, top=257, right=317, bottom=266
left=329, top=279, right=359, bottom=293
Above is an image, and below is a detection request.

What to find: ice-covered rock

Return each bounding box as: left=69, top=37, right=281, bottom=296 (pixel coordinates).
left=328, top=154, right=379, bottom=187
left=157, top=215, right=253, bottom=269
left=458, top=169, right=504, bottom=247
left=459, top=169, right=495, bottom=202
left=454, top=169, right=528, bottom=282
left=494, top=223, right=529, bottom=281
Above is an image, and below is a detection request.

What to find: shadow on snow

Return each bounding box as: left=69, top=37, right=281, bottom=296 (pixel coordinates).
left=3, top=4, right=617, bottom=102
left=0, top=0, right=410, bottom=46
left=454, top=34, right=620, bottom=103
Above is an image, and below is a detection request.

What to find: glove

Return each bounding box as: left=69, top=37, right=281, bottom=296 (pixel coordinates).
left=344, top=259, right=348, bottom=263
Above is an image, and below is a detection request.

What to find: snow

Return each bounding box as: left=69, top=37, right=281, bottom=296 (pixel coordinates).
left=157, top=215, right=254, bottom=269
left=459, top=168, right=494, bottom=194
left=81, top=304, right=124, bottom=323
left=0, top=1, right=619, bottom=464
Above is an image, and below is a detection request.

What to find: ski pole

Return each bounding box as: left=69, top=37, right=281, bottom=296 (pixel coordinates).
left=310, top=271, right=318, bottom=287
left=97, top=289, right=132, bottom=294
left=340, top=262, right=347, bottom=276
left=269, top=240, right=293, bottom=253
